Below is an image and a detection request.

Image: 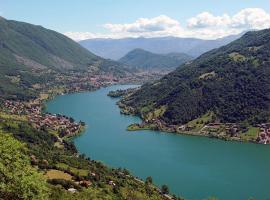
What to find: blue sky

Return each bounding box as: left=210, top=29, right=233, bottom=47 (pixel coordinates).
left=1, top=0, right=270, bottom=40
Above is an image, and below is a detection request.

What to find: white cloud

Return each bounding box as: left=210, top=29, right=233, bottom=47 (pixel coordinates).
left=65, top=8, right=270, bottom=41
left=65, top=15, right=185, bottom=41
left=188, top=12, right=231, bottom=28
left=104, top=15, right=181, bottom=33
left=230, top=8, right=270, bottom=29
left=188, top=8, right=270, bottom=30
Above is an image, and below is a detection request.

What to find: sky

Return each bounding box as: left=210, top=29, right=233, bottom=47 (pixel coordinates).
left=1, top=0, right=270, bottom=40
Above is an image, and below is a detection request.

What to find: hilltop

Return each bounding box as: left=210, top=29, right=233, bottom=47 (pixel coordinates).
left=118, top=48, right=193, bottom=70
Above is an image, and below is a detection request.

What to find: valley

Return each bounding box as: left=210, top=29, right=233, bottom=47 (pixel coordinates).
left=1, top=2, right=270, bottom=199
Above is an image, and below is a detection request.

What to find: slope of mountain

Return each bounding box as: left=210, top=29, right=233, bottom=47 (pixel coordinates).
left=118, top=48, right=193, bottom=70
left=79, top=33, right=244, bottom=60
left=120, top=29, right=270, bottom=125
left=0, top=17, right=131, bottom=99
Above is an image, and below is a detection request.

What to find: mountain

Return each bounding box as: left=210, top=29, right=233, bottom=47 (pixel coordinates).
left=118, top=48, right=193, bottom=70
left=0, top=17, right=131, bottom=99
left=1, top=17, right=101, bottom=70
left=120, top=29, right=270, bottom=125
left=79, top=33, right=244, bottom=60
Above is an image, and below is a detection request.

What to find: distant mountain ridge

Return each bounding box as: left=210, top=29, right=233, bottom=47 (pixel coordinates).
left=79, top=33, right=245, bottom=60
left=118, top=48, right=193, bottom=70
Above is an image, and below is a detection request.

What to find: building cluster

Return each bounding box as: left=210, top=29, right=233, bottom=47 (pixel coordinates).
left=3, top=100, right=41, bottom=115
left=29, top=113, right=81, bottom=137
left=89, top=74, right=119, bottom=87
left=76, top=180, right=92, bottom=188
left=257, top=123, right=270, bottom=144
left=54, top=73, right=121, bottom=92
left=68, top=179, right=102, bottom=193
left=2, top=100, right=82, bottom=138
left=3, top=100, right=28, bottom=115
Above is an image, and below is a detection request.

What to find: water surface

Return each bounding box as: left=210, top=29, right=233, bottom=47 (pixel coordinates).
left=47, top=85, right=270, bottom=200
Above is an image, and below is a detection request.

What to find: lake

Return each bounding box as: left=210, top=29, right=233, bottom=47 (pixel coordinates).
left=46, top=85, right=270, bottom=200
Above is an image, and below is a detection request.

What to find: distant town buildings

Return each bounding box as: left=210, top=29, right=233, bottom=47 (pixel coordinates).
left=2, top=100, right=83, bottom=138
left=257, top=123, right=270, bottom=144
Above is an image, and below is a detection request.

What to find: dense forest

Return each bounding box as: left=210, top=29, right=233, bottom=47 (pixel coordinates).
left=120, top=29, right=270, bottom=125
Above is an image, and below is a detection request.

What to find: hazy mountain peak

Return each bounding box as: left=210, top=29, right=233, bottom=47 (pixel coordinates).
left=79, top=33, right=244, bottom=60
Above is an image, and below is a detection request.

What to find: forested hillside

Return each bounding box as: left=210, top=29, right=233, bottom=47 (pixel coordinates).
left=0, top=17, right=132, bottom=100
left=120, top=29, right=270, bottom=125
left=119, top=49, right=193, bottom=70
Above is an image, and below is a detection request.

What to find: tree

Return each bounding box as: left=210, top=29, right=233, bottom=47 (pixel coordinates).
left=0, top=133, right=49, bottom=200
left=161, top=184, right=169, bottom=194
left=69, top=117, right=75, bottom=123
left=145, top=176, right=153, bottom=184
left=79, top=121, right=85, bottom=126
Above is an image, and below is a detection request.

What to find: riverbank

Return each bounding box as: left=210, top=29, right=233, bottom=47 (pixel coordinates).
left=117, top=95, right=268, bottom=145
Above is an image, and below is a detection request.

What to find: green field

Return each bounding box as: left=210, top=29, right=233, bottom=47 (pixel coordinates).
left=56, top=163, right=89, bottom=177
left=45, top=169, right=73, bottom=181
left=241, top=127, right=259, bottom=141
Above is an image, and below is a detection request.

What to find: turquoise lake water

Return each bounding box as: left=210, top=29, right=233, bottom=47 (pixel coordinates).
left=46, top=85, right=270, bottom=200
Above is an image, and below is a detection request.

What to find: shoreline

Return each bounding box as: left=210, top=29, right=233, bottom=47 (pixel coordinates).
left=118, top=102, right=266, bottom=145
left=41, top=84, right=177, bottom=199
left=127, top=122, right=261, bottom=145
left=42, top=84, right=139, bottom=139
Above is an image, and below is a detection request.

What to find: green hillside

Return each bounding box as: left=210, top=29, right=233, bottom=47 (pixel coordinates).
left=0, top=17, right=131, bottom=100
left=0, top=17, right=97, bottom=70
left=120, top=29, right=270, bottom=125
left=0, top=113, right=169, bottom=200
left=119, top=48, right=193, bottom=70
